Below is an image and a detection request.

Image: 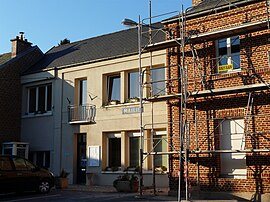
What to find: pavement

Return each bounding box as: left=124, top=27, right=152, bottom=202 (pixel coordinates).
left=62, top=185, right=242, bottom=202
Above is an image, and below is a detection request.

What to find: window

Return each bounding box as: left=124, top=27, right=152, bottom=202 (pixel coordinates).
left=107, top=133, right=121, bottom=168
left=28, top=84, right=52, bottom=114
left=151, top=67, right=166, bottom=96
left=12, top=157, right=35, bottom=171
left=107, top=75, right=120, bottom=102
left=153, top=131, right=168, bottom=168
left=217, top=36, right=240, bottom=73
left=129, top=132, right=140, bottom=167
left=13, top=157, right=29, bottom=171
left=79, top=79, right=87, bottom=105
left=128, top=71, right=139, bottom=99
left=29, top=151, right=50, bottom=168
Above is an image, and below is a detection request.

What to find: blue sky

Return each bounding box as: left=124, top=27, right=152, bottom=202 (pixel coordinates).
left=0, top=0, right=191, bottom=54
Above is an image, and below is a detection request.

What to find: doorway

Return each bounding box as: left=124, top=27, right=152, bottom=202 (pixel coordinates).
left=219, top=119, right=246, bottom=179
left=77, top=133, right=86, bottom=184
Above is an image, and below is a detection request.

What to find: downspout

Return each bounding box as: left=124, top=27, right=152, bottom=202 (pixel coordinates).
left=60, top=72, right=64, bottom=172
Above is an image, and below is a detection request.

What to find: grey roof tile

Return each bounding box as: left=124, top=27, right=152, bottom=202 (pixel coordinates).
left=25, top=22, right=165, bottom=74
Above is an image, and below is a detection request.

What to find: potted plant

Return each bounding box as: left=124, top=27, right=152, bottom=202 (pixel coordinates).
left=108, top=100, right=120, bottom=105
left=113, top=173, right=138, bottom=192
left=55, top=169, right=69, bottom=189
left=126, top=97, right=139, bottom=103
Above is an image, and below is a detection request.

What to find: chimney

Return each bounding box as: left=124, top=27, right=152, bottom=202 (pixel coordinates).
left=10, top=32, right=32, bottom=58
left=192, top=0, right=203, bottom=7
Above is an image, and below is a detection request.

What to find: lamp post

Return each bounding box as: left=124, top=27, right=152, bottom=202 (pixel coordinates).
left=122, top=16, right=144, bottom=198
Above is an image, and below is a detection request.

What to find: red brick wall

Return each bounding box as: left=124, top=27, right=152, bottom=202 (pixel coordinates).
left=166, top=0, right=270, bottom=193
left=0, top=47, right=43, bottom=149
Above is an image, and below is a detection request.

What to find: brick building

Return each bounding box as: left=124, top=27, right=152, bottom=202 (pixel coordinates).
left=146, top=0, right=270, bottom=200
left=0, top=33, right=43, bottom=149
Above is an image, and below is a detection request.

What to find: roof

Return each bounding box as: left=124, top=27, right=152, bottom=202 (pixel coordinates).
left=0, top=52, right=11, bottom=66
left=188, top=0, right=247, bottom=14
left=24, top=22, right=165, bottom=74
left=163, top=0, right=259, bottom=23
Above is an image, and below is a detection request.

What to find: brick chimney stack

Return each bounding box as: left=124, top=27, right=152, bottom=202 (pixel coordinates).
left=10, top=32, right=32, bottom=58
left=192, top=0, right=203, bottom=7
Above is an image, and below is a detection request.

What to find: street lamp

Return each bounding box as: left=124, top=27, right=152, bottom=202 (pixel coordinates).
left=122, top=16, right=144, bottom=198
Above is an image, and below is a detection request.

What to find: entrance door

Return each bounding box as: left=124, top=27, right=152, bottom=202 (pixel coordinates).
left=77, top=134, right=86, bottom=184
left=219, top=119, right=246, bottom=179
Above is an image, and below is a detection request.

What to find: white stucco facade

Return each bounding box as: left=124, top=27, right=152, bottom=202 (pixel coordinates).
left=21, top=49, right=168, bottom=187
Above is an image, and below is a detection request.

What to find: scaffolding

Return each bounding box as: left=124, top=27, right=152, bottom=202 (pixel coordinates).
left=139, top=0, right=270, bottom=201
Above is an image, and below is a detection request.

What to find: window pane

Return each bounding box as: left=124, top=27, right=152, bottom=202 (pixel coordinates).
left=154, top=135, right=168, bottom=167
left=218, top=38, right=227, bottom=48
left=29, top=88, right=36, bottom=113
left=217, top=36, right=240, bottom=71
left=13, top=157, right=28, bottom=171
left=25, top=159, right=36, bottom=170
left=231, top=36, right=240, bottom=46
left=108, top=75, right=120, bottom=101
left=232, top=54, right=240, bottom=69
left=45, top=151, right=50, bottom=168
left=219, top=47, right=227, bottom=56
left=79, top=80, right=87, bottom=105
left=38, top=86, right=46, bottom=112
left=129, top=137, right=140, bottom=167
left=219, top=57, right=228, bottom=66
left=47, top=84, right=52, bottom=111
left=109, top=138, right=121, bottom=167
left=151, top=67, right=165, bottom=96
left=128, top=72, right=139, bottom=99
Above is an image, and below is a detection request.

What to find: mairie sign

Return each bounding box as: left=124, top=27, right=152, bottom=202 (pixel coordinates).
left=122, top=107, right=142, bottom=114
left=218, top=64, right=233, bottom=72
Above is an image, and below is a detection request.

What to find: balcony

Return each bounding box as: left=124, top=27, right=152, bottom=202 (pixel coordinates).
left=68, top=104, right=96, bottom=124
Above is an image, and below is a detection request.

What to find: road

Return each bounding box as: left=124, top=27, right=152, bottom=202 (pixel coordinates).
left=0, top=189, right=177, bottom=202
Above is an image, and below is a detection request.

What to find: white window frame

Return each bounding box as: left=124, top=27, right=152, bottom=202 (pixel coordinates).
left=153, top=130, right=168, bottom=169
left=216, top=36, right=240, bottom=73
left=150, top=66, right=166, bottom=97
left=79, top=79, right=87, bottom=106
left=107, top=74, right=121, bottom=103
left=107, top=133, right=121, bottom=169
left=128, top=132, right=140, bottom=168
left=127, top=71, right=139, bottom=99
left=27, top=83, right=52, bottom=114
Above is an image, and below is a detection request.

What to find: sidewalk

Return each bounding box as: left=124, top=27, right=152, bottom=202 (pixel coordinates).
left=62, top=185, right=241, bottom=202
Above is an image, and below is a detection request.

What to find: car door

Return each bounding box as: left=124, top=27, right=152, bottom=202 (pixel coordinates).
left=12, top=156, right=39, bottom=191
left=0, top=156, right=16, bottom=193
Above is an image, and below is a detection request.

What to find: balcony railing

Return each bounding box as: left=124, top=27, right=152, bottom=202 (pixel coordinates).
left=68, top=104, right=96, bottom=124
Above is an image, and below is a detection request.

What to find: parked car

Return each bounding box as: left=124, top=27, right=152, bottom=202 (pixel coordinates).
left=0, top=155, right=54, bottom=194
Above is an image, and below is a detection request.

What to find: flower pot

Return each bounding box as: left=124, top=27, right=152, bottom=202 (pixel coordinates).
left=114, top=180, right=138, bottom=192
left=55, top=177, right=69, bottom=189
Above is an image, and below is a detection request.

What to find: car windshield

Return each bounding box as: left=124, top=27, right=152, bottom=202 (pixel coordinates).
left=12, top=156, right=36, bottom=171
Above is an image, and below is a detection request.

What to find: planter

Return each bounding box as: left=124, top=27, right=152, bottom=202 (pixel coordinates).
left=109, top=100, right=120, bottom=105
left=127, top=98, right=139, bottom=103
left=114, top=180, right=138, bottom=192
left=55, top=177, right=69, bottom=189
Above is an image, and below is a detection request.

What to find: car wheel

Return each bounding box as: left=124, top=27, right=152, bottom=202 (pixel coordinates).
left=38, top=179, right=51, bottom=193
